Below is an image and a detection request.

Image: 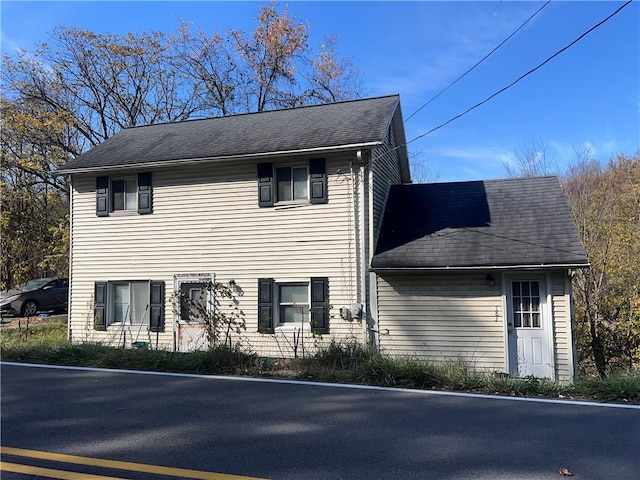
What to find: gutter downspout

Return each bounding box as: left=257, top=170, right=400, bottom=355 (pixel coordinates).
left=368, top=155, right=378, bottom=350
left=357, top=151, right=368, bottom=346
left=349, top=160, right=361, bottom=343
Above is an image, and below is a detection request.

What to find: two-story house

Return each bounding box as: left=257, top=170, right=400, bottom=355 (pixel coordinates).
left=57, top=94, right=588, bottom=381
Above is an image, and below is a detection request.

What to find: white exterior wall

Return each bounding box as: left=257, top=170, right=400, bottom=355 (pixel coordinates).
left=68, top=154, right=365, bottom=355
left=377, top=271, right=575, bottom=380
left=377, top=274, right=505, bottom=372
left=550, top=270, right=574, bottom=381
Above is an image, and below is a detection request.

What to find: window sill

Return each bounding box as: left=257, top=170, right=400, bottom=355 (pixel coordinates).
left=275, top=324, right=309, bottom=333
left=109, top=210, right=139, bottom=217
left=107, top=322, right=149, bottom=328
left=274, top=201, right=310, bottom=210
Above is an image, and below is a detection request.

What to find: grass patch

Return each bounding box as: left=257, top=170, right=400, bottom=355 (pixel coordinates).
left=1, top=329, right=638, bottom=404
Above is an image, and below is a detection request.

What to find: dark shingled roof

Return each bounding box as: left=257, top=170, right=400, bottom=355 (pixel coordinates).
left=372, top=176, right=589, bottom=270
left=58, top=95, right=402, bottom=172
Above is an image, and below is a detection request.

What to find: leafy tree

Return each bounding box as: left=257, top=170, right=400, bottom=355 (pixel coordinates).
left=171, top=2, right=362, bottom=114
left=1, top=1, right=362, bottom=289
left=0, top=98, right=71, bottom=288
left=564, top=152, right=640, bottom=377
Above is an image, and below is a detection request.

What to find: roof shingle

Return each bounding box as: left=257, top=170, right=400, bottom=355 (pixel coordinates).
left=58, top=95, right=401, bottom=172
left=372, top=176, right=589, bottom=269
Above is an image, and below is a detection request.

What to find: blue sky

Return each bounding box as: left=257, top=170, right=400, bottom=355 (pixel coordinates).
left=2, top=1, right=638, bottom=182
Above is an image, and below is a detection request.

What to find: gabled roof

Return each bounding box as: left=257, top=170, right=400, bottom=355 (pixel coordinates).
left=372, top=176, right=589, bottom=271
left=57, top=95, right=404, bottom=173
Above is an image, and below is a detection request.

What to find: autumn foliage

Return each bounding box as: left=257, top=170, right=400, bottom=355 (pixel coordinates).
left=564, top=153, right=640, bottom=377
left=1, top=2, right=361, bottom=289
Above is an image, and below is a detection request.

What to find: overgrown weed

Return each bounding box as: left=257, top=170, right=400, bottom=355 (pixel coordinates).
left=1, top=326, right=637, bottom=403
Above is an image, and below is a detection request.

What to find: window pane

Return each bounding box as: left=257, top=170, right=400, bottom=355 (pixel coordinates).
left=512, top=298, right=520, bottom=313
left=276, top=167, right=292, bottom=201
left=531, top=281, right=540, bottom=296
left=512, top=283, right=521, bottom=296
left=523, top=313, right=531, bottom=328
left=522, top=282, right=530, bottom=296
left=293, top=167, right=308, bottom=200
left=112, top=180, right=125, bottom=211
left=532, top=313, right=540, bottom=328
left=189, top=287, right=207, bottom=321
left=532, top=297, right=540, bottom=313
left=280, top=285, right=308, bottom=304
left=130, top=282, right=149, bottom=324
left=514, top=313, right=522, bottom=328
left=112, top=283, right=129, bottom=323
left=125, top=180, right=137, bottom=210
left=522, top=297, right=530, bottom=312
left=280, top=305, right=309, bottom=323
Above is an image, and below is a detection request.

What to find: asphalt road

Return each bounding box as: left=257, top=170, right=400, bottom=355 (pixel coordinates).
left=1, top=363, right=638, bottom=480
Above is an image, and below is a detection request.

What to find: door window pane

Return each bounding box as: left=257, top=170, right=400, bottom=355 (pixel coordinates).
left=512, top=281, right=542, bottom=329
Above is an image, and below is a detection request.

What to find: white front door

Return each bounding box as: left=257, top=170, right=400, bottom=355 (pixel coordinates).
left=174, top=274, right=213, bottom=352
left=506, top=276, right=554, bottom=379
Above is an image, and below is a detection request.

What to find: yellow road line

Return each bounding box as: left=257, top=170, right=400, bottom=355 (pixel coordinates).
left=0, top=461, right=129, bottom=480
left=1, top=447, right=267, bottom=480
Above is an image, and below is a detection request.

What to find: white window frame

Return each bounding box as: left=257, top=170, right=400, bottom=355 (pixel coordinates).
left=107, top=280, right=150, bottom=326
left=276, top=282, right=310, bottom=330
left=275, top=163, right=309, bottom=203
left=111, top=176, right=137, bottom=212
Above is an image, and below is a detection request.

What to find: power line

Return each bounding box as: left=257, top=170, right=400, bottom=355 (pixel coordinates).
left=405, top=0, right=551, bottom=123
left=406, top=0, right=633, bottom=147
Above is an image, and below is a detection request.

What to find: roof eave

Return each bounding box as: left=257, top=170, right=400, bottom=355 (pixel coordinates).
left=56, top=141, right=382, bottom=175
left=370, top=262, right=591, bottom=274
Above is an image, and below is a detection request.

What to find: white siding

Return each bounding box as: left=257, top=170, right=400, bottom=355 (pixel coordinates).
left=68, top=155, right=364, bottom=355
left=551, top=270, right=573, bottom=381
left=377, top=271, right=575, bottom=381
left=377, top=274, right=506, bottom=372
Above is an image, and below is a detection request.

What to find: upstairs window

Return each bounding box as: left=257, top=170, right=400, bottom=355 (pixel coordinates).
left=276, top=165, right=308, bottom=202
left=257, top=159, right=326, bottom=207
left=112, top=178, right=137, bottom=212
left=96, top=172, right=153, bottom=216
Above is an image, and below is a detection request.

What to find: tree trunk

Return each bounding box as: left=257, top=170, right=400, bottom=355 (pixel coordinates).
left=588, top=316, right=607, bottom=378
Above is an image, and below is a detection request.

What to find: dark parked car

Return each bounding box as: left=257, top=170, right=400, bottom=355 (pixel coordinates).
left=0, top=278, right=69, bottom=317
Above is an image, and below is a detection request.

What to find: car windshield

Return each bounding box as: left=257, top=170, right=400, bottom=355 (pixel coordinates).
left=19, top=279, right=50, bottom=291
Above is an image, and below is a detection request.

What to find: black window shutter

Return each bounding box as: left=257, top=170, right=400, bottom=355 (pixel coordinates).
left=309, top=158, right=327, bottom=204
left=94, top=282, right=107, bottom=330
left=149, top=281, right=165, bottom=332
left=310, top=277, right=329, bottom=334
left=258, top=278, right=274, bottom=333
left=137, top=172, right=153, bottom=214
left=257, top=163, right=274, bottom=207
left=96, top=176, right=109, bottom=216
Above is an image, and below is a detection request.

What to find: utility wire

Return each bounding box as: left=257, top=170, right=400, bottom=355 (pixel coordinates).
left=405, top=0, right=551, bottom=123
left=405, top=0, right=633, bottom=146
